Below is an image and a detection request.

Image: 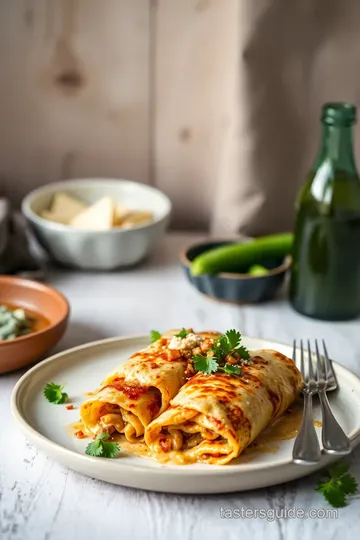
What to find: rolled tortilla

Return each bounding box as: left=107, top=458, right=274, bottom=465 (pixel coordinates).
left=145, top=349, right=303, bottom=464
left=80, top=331, right=220, bottom=442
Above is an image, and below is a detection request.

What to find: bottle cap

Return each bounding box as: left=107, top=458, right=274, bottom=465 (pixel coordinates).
left=322, top=102, right=357, bottom=126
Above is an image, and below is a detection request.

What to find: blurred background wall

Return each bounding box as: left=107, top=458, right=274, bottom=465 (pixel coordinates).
left=1, top=0, right=360, bottom=234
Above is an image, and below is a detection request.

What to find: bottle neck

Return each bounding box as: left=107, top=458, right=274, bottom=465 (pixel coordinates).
left=313, top=124, right=357, bottom=174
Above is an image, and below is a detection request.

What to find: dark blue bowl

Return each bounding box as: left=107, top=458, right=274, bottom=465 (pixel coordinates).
left=180, top=240, right=291, bottom=304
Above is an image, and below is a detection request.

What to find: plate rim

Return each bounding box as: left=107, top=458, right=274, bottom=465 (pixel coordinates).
left=11, top=334, right=360, bottom=479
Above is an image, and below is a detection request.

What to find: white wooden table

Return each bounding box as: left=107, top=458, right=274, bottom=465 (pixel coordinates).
left=2, top=233, right=360, bottom=540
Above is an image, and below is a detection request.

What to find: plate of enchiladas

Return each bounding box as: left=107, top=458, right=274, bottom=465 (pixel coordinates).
left=11, top=329, right=360, bottom=494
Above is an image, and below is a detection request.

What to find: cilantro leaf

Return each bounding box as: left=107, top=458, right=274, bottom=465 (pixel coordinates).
left=101, top=440, right=121, bottom=458
left=212, top=330, right=249, bottom=360
left=192, top=329, right=248, bottom=377
left=150, top=330, right=162, bottom=343
left=315, top=461, right=358, bottom=508
left=339, top=473, right=358, bottom=495
left=221, top=364, right=242, bottom=376
left=193, top=354, right=218, bottom=374
left=316, top=482, right=347, bottom=508
left=175, top=328, right=189, bottom=338
left=224, top=329, right=250, bottom=358
left=212, top=335, right=230, bottom=357
left=85, top=437, right=104, bottom=457
left=85, top=433, right=120, bottom=459
left=235, top=345, right=250, bottom=360
left=44, top=382, right=68, bottom=404
left=224, top=329, right=242, bottom=350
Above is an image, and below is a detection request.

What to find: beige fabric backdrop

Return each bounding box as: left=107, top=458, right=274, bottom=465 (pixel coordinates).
left=212, top=0, right=360, bottom=236
left=1, top=0, right=360, bottom=234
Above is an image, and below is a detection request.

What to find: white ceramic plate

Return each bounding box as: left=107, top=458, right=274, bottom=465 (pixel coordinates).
left=11, top=335, right=360, bottom=494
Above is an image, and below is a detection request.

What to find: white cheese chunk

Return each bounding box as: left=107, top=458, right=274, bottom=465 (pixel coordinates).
left=70, top=196, right=115, bottom=230
left=168, top=333, right=203, bottom=351
left=41, top=192, right=88, bottom=224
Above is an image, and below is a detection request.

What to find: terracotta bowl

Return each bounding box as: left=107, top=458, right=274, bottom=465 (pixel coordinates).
left=0, top=276, right=70, bottom=374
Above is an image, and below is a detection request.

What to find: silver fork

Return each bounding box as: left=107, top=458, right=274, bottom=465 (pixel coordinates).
left=315, top=339, right=351, bottom=455
left=292, top=339, right=321, bottom=464
left=292, top=339, right=351, bottom=465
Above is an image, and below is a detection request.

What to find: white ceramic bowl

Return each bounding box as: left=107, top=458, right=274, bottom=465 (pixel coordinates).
left=22, top=179, right=172, bottom=270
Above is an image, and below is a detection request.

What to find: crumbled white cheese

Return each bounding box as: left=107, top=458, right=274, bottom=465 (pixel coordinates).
left=168, top=333, right=203, bottom=351
left=241, top=359, right=252, bottom=365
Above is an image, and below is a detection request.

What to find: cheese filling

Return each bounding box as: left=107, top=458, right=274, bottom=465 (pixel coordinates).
left=91, top=403, right=145, bottom=441
left=154, top=422, right=221, bottom=453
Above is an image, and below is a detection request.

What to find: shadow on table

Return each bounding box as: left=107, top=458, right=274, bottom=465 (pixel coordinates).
left=54, top=321, right=109, bottom=353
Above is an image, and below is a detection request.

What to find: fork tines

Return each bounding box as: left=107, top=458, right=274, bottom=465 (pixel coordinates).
left=292, top=339, right=337, bottom=390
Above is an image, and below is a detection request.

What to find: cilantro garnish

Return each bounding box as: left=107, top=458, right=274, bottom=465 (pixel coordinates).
left=175, top=328, right=190, bottom=339
left=222, top=364, right=242, bottom=376
left=193, top=329, right=248, bottom=376
left=43, top=382, right=68, bottom=404
left=150, top=330, right=162, bottom=343
left=315, top=461, right=357, bottom=507
left=212, top=330, right=250, bottom=360
left=85, top=433, right=120, bottom=459
left=193, top=354, right=218, bottom=374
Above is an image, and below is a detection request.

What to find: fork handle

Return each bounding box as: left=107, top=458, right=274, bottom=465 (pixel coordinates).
left=293, top=393, right=321, bottom=464
left=318, top=390, right=351, bottom=455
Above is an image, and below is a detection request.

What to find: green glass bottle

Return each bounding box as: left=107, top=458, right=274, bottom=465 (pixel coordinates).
left=290, top=102, right=360, bottom=320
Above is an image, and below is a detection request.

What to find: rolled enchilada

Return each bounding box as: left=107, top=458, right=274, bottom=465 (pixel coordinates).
left=145, top=349, right=303, bottom=464
left=80, top=330, right=220, bottom=441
